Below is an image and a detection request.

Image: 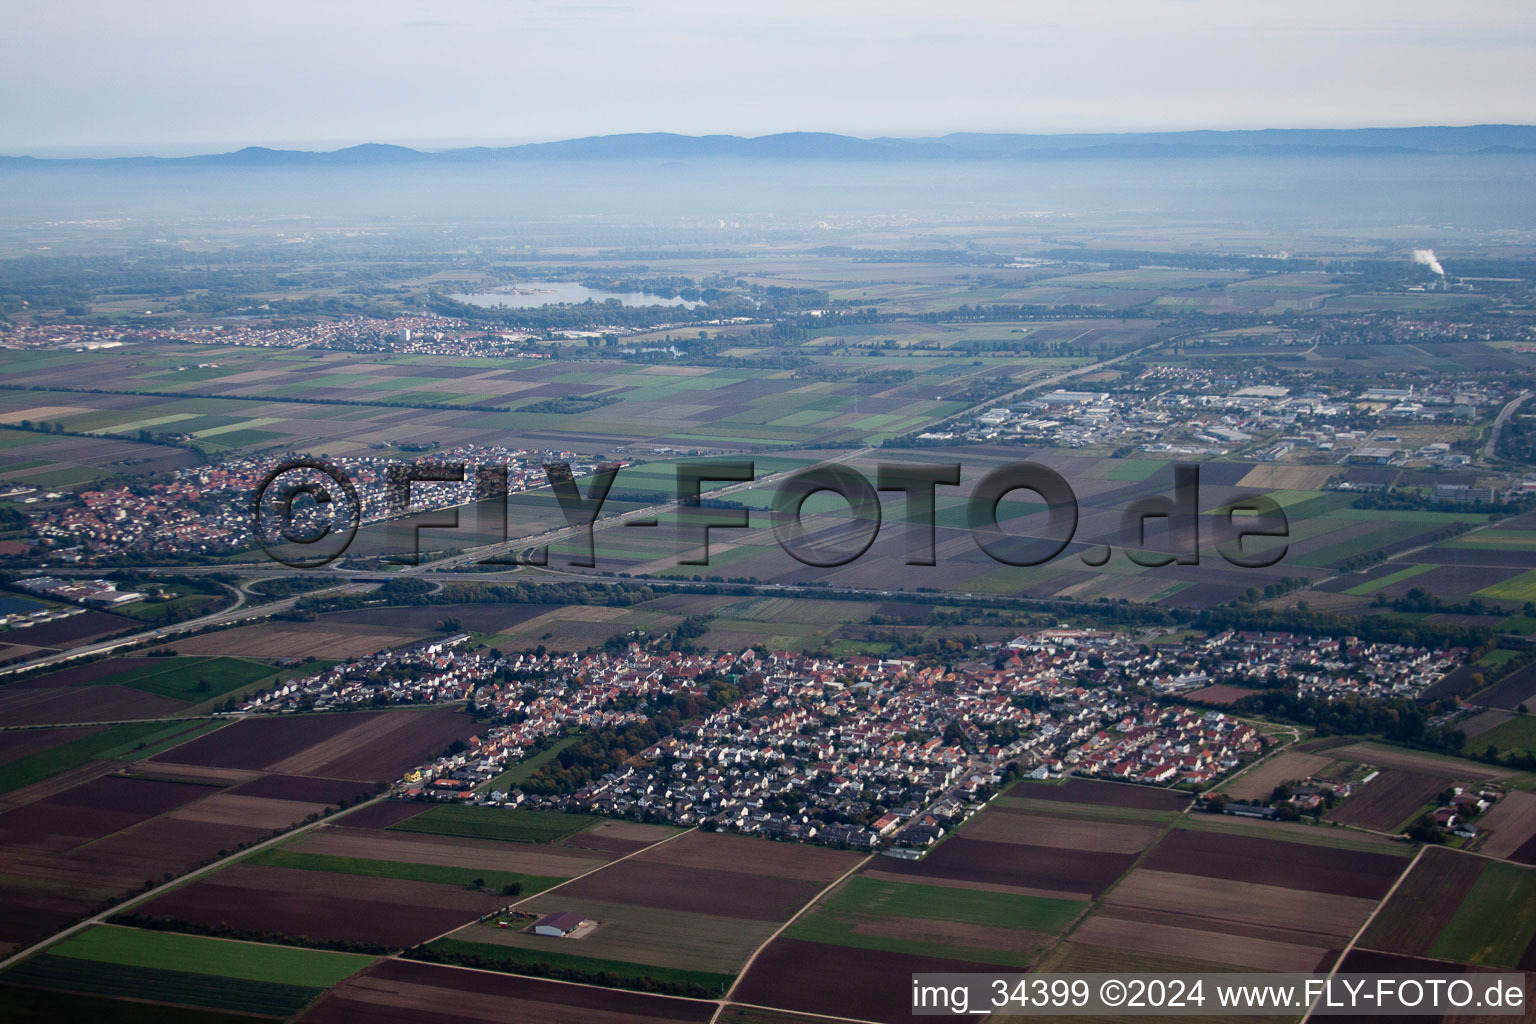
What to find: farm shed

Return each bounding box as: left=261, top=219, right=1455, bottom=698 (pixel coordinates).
left=530, top=912, right=587, bottom=937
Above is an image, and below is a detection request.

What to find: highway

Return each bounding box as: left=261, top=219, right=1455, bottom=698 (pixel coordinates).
left=0, top=581, right=375, bottom=678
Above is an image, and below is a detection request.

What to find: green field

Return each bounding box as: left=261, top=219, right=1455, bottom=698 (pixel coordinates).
left=418, top=937, right=734, bottom=996
left=246, top=849, right=563, bottom=895
left=814, top=876, right=1084, bottom=932
left=1477, top=569, right=1536, bottom=604
left=114, top=579, right=234, bottom=624
left=0, top=721, right=218, bottom=795
left=1342, top=563, right=1435, bottom=596
left=1431, top=861, right=1536, bottom=967
left=84, top=657, right=279, bottom=701
left=479, top=734, right=582, bottom=793
left=90, top=719, right=227, bottom=760
left=1473, top=715, right=1536, bottom=756
left=783, top=875, right=1084, bottom=968
left=786, top=912, right=1036, bottom=968
left=388, top=805, right=602, bottom=843
left=45, top=925, right=373, bottom=987
left=0, top=957, right=326, bottom=1018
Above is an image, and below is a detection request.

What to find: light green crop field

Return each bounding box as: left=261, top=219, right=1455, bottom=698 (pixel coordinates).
left=1472, top=716, right=1536, bottom=756
left=81, top=657, right=277, bottom=701
left=816, top=876, right=1085, bottom=932
left=46, top=925, right=374, bottom=987
left=1431, top=861, right=1536, bottom=967
left=0, top=720, right=221, bottom=795
left=480, top=734, right=583, bottom=792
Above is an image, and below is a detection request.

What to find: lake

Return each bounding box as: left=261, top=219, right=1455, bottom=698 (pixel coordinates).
left=451, top=282, right=701, bottom=308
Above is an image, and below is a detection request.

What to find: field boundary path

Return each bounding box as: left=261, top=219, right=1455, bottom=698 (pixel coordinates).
left=709, top=852, right=877, bottom=1023
left=1298, top=844, right=1425, bottom=1024
left=0, top=790, right=396, bottom=973
left=400, top=823, right=699, bottom=951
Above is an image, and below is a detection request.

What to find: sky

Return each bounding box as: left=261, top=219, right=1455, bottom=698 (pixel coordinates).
left=5, top=0, right=1535, bottom=156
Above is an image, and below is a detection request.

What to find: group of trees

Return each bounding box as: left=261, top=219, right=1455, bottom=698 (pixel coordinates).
left=1235, top=690, right=1463, bottom=752
left=518, top=672, right=750, bottom=797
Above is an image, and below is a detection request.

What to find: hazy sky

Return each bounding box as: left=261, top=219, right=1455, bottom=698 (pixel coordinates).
left=5, top=0, right=1535, bottom=155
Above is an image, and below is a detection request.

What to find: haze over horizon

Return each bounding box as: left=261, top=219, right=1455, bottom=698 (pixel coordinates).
left=8, top=123, right=1536, bottom=162
left=6, top=0, right=1535, bottom=157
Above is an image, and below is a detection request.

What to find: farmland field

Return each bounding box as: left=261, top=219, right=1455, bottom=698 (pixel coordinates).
left=1430, top=860, right=1536, bottom=967
left=1327, top=769, right=1451, bottom=832
left=0, top=720, right=217, bottom=795
left=782, top=874, right=1083, bottom=967
left=735, top=936, right=1006, bottom=1023
left=1140, top=827, right=1407, bottom=899
left=244, top=848, right=566, bottom=895
left=1006, top=778, right=1192, bottom=812
left=443, top=898, right=773, bottom=977
left=1050, top=816, right=1401, bottom=978
left=151, top=706, right=480, bottom=780
left=1322, top=742, right=1514, bottom=782
left=129, top=862, right=509, bottom=949
left=373, top=827, right=868, bottom=999
left=1358, top=847, right=1484, bottom=957
left=0, top=985, right=262, bottom=1024
left=1106, top=868, right=1375, bottom=941
left=388, top=805, right=604, bottom=844
left=1067, top=912, right=1331, bottom=971
left=417, top=934, right=737, bottom=995
left=286, top=822, right=610, bottom=877
left=0, top=956, right=328, bottom=1017
left=1472, top=714, right=1536, bottom=756
left=1178, top=810, right=1416, bottom=854
left=303, top=957, right=717, bottom=1024
left=1216, top=749, right=1334, bottom=803
left=1476, top=790, right=1536, bottom=861
left=40, top=924, right=373, bottom=986
left=959, top=808, right=1159, bottom=854
left=553, top=857, right=824, bottom=920
left=0, top=678, right=190, bottom=727
left=875, top=836, right=1136, bottom=898
left=632, top=829, right=861, bottom=882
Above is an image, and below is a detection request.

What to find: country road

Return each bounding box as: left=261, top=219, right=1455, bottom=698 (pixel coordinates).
left=1483, top=388, right=1530, bottom=460
left=0, top=581, right=375, bottom=678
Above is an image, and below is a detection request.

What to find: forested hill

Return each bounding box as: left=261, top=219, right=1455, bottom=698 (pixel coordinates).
left=6, top=125, right=1536, bottom=166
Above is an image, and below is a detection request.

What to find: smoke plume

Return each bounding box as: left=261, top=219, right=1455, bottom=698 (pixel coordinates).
left=1412, top=249, right=1445, bottom=276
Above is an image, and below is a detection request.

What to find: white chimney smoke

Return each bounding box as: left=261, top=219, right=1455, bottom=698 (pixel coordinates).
left=1412, top=249, right=1445, bottom=276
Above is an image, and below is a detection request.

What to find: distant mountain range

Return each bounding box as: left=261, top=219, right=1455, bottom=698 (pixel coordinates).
left=6, top=126, right=1536, bottom=167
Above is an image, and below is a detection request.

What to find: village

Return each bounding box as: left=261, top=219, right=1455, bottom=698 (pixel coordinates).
left=19, top=444, right=593, bottom=560
left=220, top=622, right=1471, bottom=857
left=998, top=627, right=1470, bottom=703
left=345, top=640, right=1288, bottom=853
